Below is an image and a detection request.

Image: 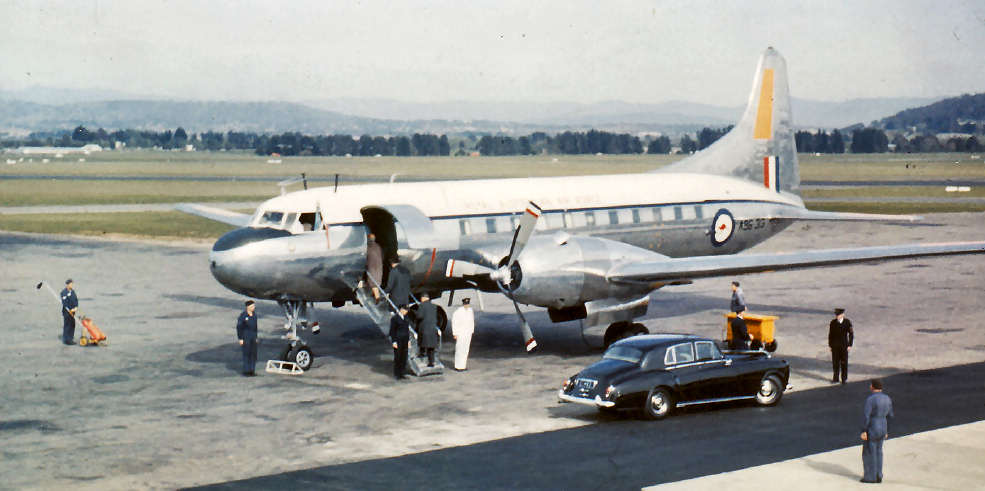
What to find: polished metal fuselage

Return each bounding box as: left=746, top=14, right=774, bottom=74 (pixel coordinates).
left=209, top=197, right=797, bottom=307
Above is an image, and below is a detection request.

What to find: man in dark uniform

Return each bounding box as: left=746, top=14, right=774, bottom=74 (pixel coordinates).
left=860, top=379, right=894, bottom=483
left=389, top=305, right=411, bottom=379
left=730, top=281, right=746, bottom=314
left=60, top=279, right=78, bottom=345
left=729, top=308, right=752, bottom=350
left=236, top=300, right=259, bottom=376
left=829, top=308, right=854, bottom=384
left=416, top=293, right=440, bottom=367
left=384, top=258, right=411, bottom=309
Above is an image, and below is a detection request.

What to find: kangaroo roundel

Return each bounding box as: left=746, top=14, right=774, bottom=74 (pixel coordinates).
left=711, top=209, right=734, bottom=247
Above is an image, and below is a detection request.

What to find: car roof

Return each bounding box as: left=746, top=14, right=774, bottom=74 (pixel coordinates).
left=610, top=333, right=706, bottom=351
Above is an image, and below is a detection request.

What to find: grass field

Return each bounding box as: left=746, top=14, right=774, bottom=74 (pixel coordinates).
left=1, top=151, right=983, bottom=239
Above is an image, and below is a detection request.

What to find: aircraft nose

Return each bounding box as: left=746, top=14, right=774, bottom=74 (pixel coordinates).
left=210, top=227, right=291, bottom=294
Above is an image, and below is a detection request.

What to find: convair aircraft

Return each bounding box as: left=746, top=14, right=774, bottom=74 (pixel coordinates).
left=179, top=48, right=985, bottom=372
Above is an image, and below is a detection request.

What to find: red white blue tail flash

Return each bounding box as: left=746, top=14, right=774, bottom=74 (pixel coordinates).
left=763, top=156, right=780, bottom=192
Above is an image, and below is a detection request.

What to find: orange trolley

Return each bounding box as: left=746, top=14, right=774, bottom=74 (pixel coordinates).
left=78, top=316, right=107, bottom=346
left=724, top=312, right=778, bottom=352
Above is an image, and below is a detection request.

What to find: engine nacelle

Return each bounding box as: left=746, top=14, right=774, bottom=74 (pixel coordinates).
left=508, top=232, right=665, bottom=309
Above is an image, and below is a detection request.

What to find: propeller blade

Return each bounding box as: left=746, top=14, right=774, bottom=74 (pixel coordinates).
left=505, top=202, right=542, bottom=267
left=445, top=259, right=493, bottom=278
left=510, top=295, right=537, bottom=352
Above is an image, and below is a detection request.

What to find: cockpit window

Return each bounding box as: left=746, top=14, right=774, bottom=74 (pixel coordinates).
left=257, top=211, right=285, bottom=227
left=603, top=346, right=643, bottom=364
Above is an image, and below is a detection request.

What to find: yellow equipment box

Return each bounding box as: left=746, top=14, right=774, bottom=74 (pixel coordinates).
left=724, top=312, right=779, bottom=351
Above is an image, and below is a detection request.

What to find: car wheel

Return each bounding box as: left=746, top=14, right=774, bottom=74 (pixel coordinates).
left=765, top=340, right=778, bottom=352
left=755, top=374, right=784, bottom=406
left=642, top=387, right=674, bottom=420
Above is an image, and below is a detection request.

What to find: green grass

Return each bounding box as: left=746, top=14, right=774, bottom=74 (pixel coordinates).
left=0, top=212, right=236, bottom=239
left=802, top=186, right=985, bottom=199
left=2, top=150, right=984, bottom=239
left=804, top=201, right=985, bottom=214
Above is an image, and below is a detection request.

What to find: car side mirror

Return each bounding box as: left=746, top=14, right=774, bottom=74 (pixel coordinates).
left=724, top=358, right=733, bottom=367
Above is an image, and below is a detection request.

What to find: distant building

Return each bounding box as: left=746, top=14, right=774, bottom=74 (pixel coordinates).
left=14, top=144, right=102, bottom=155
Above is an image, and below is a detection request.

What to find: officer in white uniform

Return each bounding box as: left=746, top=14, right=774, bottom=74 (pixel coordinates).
left=451, top=298, right=475, bottom=371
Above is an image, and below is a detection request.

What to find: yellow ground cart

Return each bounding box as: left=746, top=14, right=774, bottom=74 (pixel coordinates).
left=724, top=312, right=778, bottom=352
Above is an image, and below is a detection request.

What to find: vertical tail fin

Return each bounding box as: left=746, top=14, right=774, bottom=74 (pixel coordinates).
left=659, top=47, right=799, bottom=195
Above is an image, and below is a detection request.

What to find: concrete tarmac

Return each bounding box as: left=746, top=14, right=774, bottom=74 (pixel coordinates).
left=1, top=212, right=984, bottom=490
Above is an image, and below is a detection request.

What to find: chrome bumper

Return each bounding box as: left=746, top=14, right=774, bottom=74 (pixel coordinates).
left=558, top=390, right=616, bottom=408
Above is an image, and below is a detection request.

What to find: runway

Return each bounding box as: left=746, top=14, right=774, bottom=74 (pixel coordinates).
left=2, top=212, right=984, bottom=490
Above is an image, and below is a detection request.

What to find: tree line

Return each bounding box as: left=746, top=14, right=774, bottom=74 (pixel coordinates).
left=4, top=124, right=982, bottom=155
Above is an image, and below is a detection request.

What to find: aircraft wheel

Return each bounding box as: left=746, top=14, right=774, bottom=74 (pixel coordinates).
left=642, top=387, right=674, bottom=420
left=289, top=346, right=313, bottom=371
left=765, top=340, right=778, bottom=352
left=278, top=344, right=293, bottom=362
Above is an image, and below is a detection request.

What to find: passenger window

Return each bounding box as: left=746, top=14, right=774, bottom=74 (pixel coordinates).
left=586, top=212, right=596, bottom=226
left=486, top=218, right=496, bottom=234
left=694, top=206, right=704, bottom=220
left=632, top=209, right=641, bottom=224
left=608, top=211, right=619, bottom=225
left=664, top=348, right=675, bottom=365
left=673, top=207, right=683, bottom=220
left=695, top=341, right=721, bottom=361
left=673, top=343, right=695, bottom=363
left=459, top=220, right=469, bottom=236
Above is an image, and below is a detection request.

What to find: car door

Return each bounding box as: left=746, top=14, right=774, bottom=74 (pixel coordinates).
left=693, top=341, right=740, bottom=398
left=665, top=342, right=708, bottom=402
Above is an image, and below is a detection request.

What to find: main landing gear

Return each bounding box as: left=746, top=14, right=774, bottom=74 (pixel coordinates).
left=603, top=321, right=649, bottom=349
left=277, top=299, right=316, bottom=371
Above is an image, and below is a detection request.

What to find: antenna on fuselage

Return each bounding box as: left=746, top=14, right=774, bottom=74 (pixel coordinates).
left=278, top=174, right=308, bottom=196
left=334, top=173, right=339, bottom=193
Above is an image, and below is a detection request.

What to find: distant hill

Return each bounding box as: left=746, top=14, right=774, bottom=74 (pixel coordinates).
left=876, top=93, right=985, bottom=133
left=0, top=85, right=950, bottom=136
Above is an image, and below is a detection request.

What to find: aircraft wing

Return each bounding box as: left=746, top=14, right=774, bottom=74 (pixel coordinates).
left=174, top=203, right=251, bottom=227
left=607, top=241, right=985, bottom=285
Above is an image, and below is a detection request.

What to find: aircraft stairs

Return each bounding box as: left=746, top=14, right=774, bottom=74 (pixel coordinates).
left=354, top=278, right=444, bottom=377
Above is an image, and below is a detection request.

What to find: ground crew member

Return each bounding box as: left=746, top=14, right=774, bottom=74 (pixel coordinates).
left=452, top=298, right=475, bottom=371
left=236, top=300, right=258, bottom=376
left=389, top=305, right=411, bottom=379
left=829, top=308, right=854, bottom=384
left=860, top=379, right=894, bottom=483
left=730, top=281, right=746, bottom=313
left=60, top=279, right=78, bottom=345
left=385, top=258, right=411, bottom=309
left=729, top=308, right=752, bottom=350
left=366, top=233, right=383, bottom=300
left=416, top=293, right=439, bottom=367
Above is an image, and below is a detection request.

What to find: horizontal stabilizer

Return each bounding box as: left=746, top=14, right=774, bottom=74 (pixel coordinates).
left=174, top=203, right=250, bottom=227
left=769, top=208, right=922, bottom=222
left=608, top=241, right=985, bottom=284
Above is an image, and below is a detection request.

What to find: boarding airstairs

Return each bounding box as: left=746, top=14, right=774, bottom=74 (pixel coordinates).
left=355, top=277, right=443, bottom=377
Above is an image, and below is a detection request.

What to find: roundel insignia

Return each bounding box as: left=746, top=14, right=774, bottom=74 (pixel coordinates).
left=711, top=209, right=734, bottom=247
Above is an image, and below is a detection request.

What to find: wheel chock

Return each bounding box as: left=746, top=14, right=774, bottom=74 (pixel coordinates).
left=265, top=359, right=304, bottom=375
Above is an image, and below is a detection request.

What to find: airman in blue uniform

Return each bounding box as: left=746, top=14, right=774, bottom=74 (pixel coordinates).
left=60, top=279, right=78, bottom=345
left=236, top=300, right=258, bottom=376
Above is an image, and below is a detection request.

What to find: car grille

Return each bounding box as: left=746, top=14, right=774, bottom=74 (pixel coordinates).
left=573, top=378, right=598, bottom=397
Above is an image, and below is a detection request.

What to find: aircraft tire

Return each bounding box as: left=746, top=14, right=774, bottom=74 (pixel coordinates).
left=436, top=306, right=449, bottom=336
left=765, top=340, right=778, bottom=352
left=289, top=346, right=313, bottom=371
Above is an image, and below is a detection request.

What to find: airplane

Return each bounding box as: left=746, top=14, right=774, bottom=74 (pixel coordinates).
left=178, top=47, right=985, bottom=373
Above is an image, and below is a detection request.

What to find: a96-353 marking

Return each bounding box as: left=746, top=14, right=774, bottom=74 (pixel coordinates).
left=736, top=218, right=768, bottom=231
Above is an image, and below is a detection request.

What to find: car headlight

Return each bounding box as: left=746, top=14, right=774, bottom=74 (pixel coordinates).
left=604, top=385, right=617, bottom=400
left=562, top=378, right=574, bottom=392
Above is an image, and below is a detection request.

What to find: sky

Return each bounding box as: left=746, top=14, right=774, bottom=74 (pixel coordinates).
left=2, top=0, right=984, bottom=106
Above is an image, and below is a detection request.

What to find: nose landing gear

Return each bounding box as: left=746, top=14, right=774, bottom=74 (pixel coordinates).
left=276, top=299, right=315, bottom=371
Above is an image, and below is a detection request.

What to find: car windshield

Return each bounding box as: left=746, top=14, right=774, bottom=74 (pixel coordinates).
left=603, top=346, right=643, bottom=364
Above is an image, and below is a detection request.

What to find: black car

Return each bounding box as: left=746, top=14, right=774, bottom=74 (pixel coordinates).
left=558, top=334, right=790, bottom=419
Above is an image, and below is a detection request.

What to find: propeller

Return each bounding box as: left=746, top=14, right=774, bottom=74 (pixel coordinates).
left=445, top=202, right=542, bottom=352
